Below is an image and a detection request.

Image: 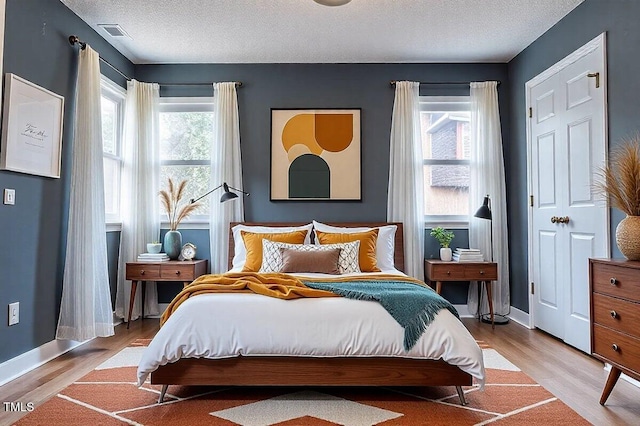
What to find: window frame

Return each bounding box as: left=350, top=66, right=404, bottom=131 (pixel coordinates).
left=419, top=96, right=471, bottom=228
left=100, top=76, right=126, bottom=230
left=159, top=97, right=214, bottom=227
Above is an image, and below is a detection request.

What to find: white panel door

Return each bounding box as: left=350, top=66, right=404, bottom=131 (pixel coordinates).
left=528, top=34, right=608, bottom=353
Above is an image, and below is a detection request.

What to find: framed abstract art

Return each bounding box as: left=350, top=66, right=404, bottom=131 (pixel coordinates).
left=270, top=108, right=361, bottom=201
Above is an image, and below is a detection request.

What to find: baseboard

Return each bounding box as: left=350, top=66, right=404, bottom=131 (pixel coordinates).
left=604, top=364, right=640, bottom=389
left=0, top=338, right=89, bottom=387
left=507, top=306, right=531, bottom=328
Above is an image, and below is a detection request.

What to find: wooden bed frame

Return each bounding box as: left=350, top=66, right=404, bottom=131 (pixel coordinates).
left=151, top=222, right=472, bottom=404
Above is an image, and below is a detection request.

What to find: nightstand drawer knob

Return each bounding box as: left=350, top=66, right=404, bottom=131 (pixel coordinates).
left=610, top=310, right=618, bottom=319
left=610, top=277, right=617, bottom=285
left=612, top=343, right=619, bottom=352
left=175, top=270, right=181, bottom=275
left=480, top=271, right=485, bottom=275
left=446, top=271, right=451, bottom=275
left=141, top=270, right=145, bottom=275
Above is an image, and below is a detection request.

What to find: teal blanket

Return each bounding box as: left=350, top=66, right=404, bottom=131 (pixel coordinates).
left=303, top=279, right=460, bottom=351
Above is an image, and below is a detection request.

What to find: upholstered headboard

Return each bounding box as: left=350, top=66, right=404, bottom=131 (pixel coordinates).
left=228, top=222, right=404, bottom=272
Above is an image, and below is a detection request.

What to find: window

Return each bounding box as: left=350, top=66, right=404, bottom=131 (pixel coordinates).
left=420, top=96, right=471, bottom=225
left=159, top=98, right=214, bottom=223
left=101, top=77, right=125, bottom=224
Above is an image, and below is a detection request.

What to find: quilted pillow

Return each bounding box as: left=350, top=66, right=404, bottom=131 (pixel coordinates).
left=315, top=229, right=380, bottom=272
left=281, top=248, right=341, bottom=274
left=260, top=240, right=361, bottom=274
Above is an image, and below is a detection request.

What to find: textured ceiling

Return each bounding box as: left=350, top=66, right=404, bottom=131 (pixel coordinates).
left=60, top=0, right=584, bottom=64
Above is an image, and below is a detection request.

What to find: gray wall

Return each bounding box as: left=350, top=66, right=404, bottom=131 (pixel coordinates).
left=0, top=0, right=133, bottom=364
left=136, top=63, right=508, bottom=304
left=506, top=0, right=640, bottom=312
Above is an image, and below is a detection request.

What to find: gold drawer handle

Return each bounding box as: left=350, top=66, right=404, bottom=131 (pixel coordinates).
left=610, top=310, right=618, bottom=319
left=446, top=271, right=451, bottom=275
left=612, top=344, right=619, bottom=352
left=141, top=270, right=145, bottom=275
left=480, top=271, right=485, bottom=275
left=175, top=270, right=181, bottom=275
left=610, top=277, right=617, bottom=285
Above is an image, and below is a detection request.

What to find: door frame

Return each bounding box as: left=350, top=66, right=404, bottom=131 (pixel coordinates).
left=525, top=32, right=609, bottom=329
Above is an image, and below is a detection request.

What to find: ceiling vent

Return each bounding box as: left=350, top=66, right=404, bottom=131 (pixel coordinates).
left=97, top=24, right=131, bottom=39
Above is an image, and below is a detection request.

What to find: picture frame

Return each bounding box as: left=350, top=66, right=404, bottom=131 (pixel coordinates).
left=270, top=108, right=361, bottom=201
left=0, top=73, right=65, bottom=178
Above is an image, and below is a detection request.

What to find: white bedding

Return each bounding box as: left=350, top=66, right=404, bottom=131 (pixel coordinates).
left=137, top=271, right=485, bottom=387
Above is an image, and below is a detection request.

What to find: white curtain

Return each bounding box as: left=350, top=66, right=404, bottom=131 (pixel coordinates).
left=209, top=82, right=244, bottom=273
left=467, top=81, right=510, bottom=317
left=115, top=80, right=161, bottom=323
left=56, top=46, right=114, bottom=340
left=388, top=81, right=425, bottom=279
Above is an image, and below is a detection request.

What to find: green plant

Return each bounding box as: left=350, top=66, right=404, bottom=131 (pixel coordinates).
left=594, top=135, right=640, bottom=216
left=430, top=227, right=455, bottom=248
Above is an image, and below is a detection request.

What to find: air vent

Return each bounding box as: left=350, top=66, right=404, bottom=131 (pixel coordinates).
left=97, top=24, right=131, bottom=38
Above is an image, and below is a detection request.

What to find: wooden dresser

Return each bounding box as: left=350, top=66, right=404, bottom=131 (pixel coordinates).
left=589, top=258, right=640, bottom=405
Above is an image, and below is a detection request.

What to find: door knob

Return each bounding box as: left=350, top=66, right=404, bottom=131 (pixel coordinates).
left=551, top=216, right=559, bottom=223
left=558, top=216, right=570, bottom=224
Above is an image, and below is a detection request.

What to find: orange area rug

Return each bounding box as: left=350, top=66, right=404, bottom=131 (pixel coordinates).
left=15, top=341, right=589, bottom=425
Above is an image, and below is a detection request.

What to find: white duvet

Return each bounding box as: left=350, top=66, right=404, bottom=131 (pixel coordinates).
left=137, top=271, right=485, bottom=387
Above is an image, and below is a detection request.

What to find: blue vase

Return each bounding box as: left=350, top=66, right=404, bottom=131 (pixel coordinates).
left=164, top=230, right=182, bottom=260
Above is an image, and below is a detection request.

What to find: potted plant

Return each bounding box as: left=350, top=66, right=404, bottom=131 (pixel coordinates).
left=159, top=178, right=201, bottom=259
left=594, top=135, right=640, bottom=259
left=430, top=227, right=455, bottom=261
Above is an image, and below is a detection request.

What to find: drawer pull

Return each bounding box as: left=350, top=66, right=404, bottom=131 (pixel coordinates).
left=610, top=310, right=618, bottom=319
left=480, top=270, right=485, bottom=275
left=610, top=277, right=617, bottom=285
left=612, top=343, right=619, bottom=352
left=141, top=270, right=145, bottom=275
left=446, top=271, right=450, bottom=275
left=175, top=270, right=181, bottom=275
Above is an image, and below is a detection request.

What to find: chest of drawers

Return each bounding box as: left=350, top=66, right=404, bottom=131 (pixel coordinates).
left=589, top=258, right=640, bottom=405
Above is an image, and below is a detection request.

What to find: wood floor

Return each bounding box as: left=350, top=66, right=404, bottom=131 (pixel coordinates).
left=1, top=318, right=639, bottom=425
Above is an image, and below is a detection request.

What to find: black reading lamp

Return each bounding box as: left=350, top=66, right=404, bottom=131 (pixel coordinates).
left=190, top=182, right=249, bottom=204
left=474, top=195, right=509, bottom=325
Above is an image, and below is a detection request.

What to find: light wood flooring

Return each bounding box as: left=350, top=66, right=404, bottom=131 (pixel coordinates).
left=1, top=318, right=639, bottom=425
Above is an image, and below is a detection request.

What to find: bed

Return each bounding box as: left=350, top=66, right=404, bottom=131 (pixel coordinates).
left=138, top=222, right=484, bottom=405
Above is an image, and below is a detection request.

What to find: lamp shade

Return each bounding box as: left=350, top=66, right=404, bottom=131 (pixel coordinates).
left=313, top=0, right=352, bottom=5
left=474, top=195, right=492, bottom=220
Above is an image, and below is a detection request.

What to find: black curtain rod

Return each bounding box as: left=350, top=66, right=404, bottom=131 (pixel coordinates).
left=390, top=80, right=501, bottom=86
left=68, top=35, right=242, bottom=88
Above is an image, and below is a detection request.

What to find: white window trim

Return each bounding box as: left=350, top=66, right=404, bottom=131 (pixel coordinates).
left=101, top=76, right=126, bottom=227
left=159, top=97, right=214, bottom=224
left=420, top=96, right=471, bottom=227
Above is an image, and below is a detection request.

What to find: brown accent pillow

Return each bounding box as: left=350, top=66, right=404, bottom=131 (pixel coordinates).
left=241, top=230, right=308, bottom=272
left=315, top=229, right=380, bottom=272
left=280, top=248, right=341, bottom=274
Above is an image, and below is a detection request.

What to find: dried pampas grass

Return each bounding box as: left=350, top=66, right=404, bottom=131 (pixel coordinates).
left=594, top=135, right=640, bottom=216
left=159, top=178, right=202, bottom=230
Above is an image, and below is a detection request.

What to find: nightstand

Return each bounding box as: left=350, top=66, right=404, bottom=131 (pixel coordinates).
left=424, top=259, right=498, bottom=328
left=125, top=259, right=208, bottom=328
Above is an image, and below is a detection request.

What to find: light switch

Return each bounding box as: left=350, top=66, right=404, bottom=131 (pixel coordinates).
left=4, top=189, right=15, bottom=205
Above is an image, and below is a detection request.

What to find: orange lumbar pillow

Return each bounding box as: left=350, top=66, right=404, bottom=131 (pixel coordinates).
left=241, top=230, right=308, bottom=272
left=315, top=229, right=380, bottom=272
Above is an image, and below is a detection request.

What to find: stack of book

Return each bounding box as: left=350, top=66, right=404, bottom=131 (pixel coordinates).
left=453, top=248, right=484, bottom=262
left=137, top=252, right=170, bottom=262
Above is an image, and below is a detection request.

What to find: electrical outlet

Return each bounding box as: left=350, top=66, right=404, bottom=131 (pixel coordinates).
left=8, top=302, right=19, bottom=326
left=3, top=189, right=15, bottom=205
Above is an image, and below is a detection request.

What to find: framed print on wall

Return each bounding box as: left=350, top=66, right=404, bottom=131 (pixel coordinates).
left=0, top=73, right=65, bottom=178
left=271, top=108, right=361, bottom=201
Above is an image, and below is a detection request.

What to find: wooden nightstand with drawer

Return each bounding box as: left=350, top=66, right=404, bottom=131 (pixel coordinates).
left=125, top=259, right=208, bottom=328
left=589, top=258, right=640, bottom=405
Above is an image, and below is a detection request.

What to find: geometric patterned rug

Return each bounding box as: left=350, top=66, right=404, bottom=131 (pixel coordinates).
left=15, top=341, right=590, bottom=425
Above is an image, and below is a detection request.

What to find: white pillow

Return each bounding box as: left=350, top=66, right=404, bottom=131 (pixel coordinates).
left=260, top=239, right=361, bottom=274
left=312, top=221, right=397, bottom=271
left=231, top=224, right=313, bottom=270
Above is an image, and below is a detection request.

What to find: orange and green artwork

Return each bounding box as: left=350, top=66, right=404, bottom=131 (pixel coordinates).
left=271, top=109, right=361, bottom=200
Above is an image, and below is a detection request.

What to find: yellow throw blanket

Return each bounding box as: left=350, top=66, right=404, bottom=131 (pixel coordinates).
left=160, top=272, right=426, bottom=326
